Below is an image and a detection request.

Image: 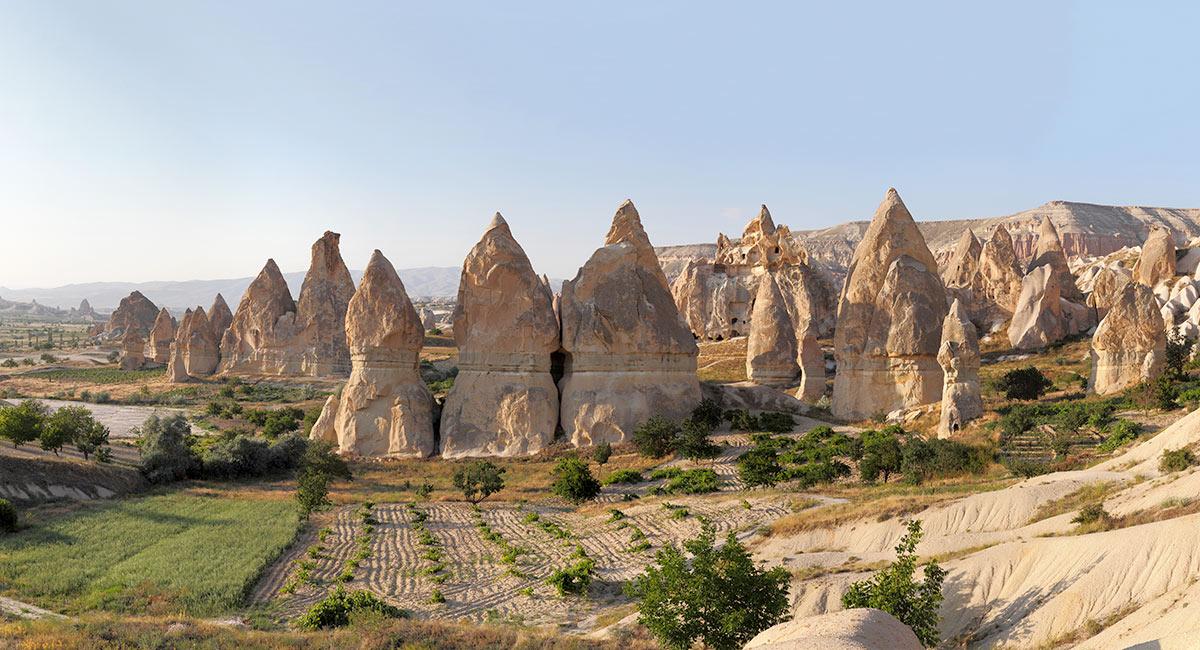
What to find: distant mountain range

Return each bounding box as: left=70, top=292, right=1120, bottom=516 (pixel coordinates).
left=0, top=266, right=464, bottom=312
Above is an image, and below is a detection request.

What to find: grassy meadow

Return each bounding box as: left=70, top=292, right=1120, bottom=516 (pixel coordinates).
left=0, top=489, right=302, bottom=616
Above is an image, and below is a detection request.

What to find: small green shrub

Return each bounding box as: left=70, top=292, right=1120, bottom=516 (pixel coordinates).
left=0, top=498, right=17, bottom=533
left=1072, top=503, right=1109, bottom=525
left=995, top=366, right=1053, bottom=400
left=1160, top=448, right=1196, bottom=473
left=602, top=469, right=645, bottom=485
left=546, top=547, right=595, bottom=596
left=663, top=468, right=721, bottom=494
left=633, top=417, right=679, bottom=458
left=296, top=586, right=407, bottom=629
left=550, top=456, right=601, bottom=504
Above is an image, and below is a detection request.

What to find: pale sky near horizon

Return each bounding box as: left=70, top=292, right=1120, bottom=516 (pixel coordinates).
left=2, top=1, right=1198, bottom=288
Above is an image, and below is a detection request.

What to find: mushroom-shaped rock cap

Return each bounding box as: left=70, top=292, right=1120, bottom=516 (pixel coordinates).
left=345, top=250, right=423, bottom=355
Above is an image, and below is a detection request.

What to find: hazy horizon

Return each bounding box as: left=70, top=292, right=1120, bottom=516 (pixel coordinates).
left=3, top=1, right=1199, bottom=287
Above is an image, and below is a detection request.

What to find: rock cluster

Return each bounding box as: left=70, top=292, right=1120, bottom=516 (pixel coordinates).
left=559, top=200, right=701, bottom=446
left=746, top=273, right=799, bottom=386
left=1007, top=263, right=1092, bottom=350
left=322, top=250, right=434, bottom=457
left=831, top=189, right=948, bottom=421
left=1133, top=226, right=1176, bottom=287
left=440, top=214, right=560, bottom=458
left=1090, top=282, right=1166, bottom=395
left=118, top=328, right=145, bottom=371
left=938, top=299, right=982, bottom=437
left=1027, top=218, right=1084, bottom=302
left=220, top=232, right=354, bottom=377
left=941, top=230, right=982, bottom=291
left=145, top=308, right=176, bottom=364
left=106, top=291, right=160, bottom=337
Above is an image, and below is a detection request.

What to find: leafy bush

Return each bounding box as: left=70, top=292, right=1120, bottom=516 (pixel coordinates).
left=1072, top=503, right=1109, bottom=525
left=675, top=419, right=721, bottom=461
left=900, top=438, right=989, bottom=484
left=137, top=414, right=200, bottom=483
left=736, top=446, right=783, bottom=488
left=0, top=399, right=48, bottom=447
left=1002, top=457, right=1050, bottom=478
left=42, top=405, right=109, bottom=459
left=662, top=468, right=721, bottom=494
left=546, top=546, right=596, bottom=596
left=0, top=498, right=17, bottom=533
left=602, top=469, right=645, bottom=485
left=757, top=412, right=795, bottom=433
left=261, top=407, right=305, bottom=438
left=452, top=461, right=506, bottom=504
left=995, top=366, right=1053, bottom=400
left=296, top=586, right=407, bottom=629
left=1165, top=331, right=1194, bottom=379
left=633, top=417, right=679, bottom=458
left=550, top=456, right=601, bottom=504
left=1097, top=419, right=1140, bottom=452
left=842, top=520, right=945, bottom=647
left=1160, top=448, right=1197, bottom=473
left=690, top=398, right=724, bottom=430
left=627, top=523, right=789, bottom=650
left=592, top=441, right=612, bottom=466
left=859, top=429, right=903, bottom=483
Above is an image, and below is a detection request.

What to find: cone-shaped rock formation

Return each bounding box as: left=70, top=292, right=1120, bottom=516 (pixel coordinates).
left=106, top=291, right=159, bottom=337
left=208, top=293, right=233, bottom=343
left=938, top=299, right=982, bottom=438
left=1090, top=282, right=1166, bottom=395
left=145, top=308, right=176, bottom=364
left=295, top=231, right=355, bottom=376
left=219, top=259, right=300, bottom=375
left=746, top=273, right=799, bottom=386
left=1027, top=218, right=1083, bottom=301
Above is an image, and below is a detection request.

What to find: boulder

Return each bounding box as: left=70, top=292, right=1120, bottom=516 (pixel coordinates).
left=1008, top=265, right=1067, bottom=350
left=831, top=189, right=947, bottom=420
left=746, top=272, right=799, bottom=386
left=1027, top=218, right=1083, bottom=301
left=1090, top=282, right=1167, bottom=395
left=295, top=231, right=356, bottom=376
left=1133, top=226, right=1176, bottom=287
left=106, top=291, right=160, bottom=337
left=440, top=214, right=560, bottom=458
left=145, top=308, right=176, bottom=364
left=559, top=200, right=701, bottom=446
left=326, top=250, right=433, bottom=457
left=938, top=299, right=983, bottom=438
left=118, top=328, right=145, bottom=371
left=308, top=395, right=339, bottom=444
left=1086, top=265, right=1132, bottom=320
left=745, top=608, right=923, bottom=650
left=219, top=259, right=300, bottom=375
left=208, top=293, right=233, bottom=343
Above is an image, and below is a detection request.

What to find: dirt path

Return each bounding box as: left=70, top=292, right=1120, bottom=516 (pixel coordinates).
left=0, top=595, right=66, bottom=620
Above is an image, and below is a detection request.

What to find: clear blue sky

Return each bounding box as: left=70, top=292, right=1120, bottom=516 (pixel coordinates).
left=2, top=1, right=1198, bottom=287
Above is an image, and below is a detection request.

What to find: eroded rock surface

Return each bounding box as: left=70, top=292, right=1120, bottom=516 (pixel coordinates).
left=145, top=308, right=176, bottom=364
left=1090, top=282, right=1166, bottom=395
left=440, top=214, right=559, bottom=458
left=1133, top=226, right=1176, bottom=287
left=106, top=291, right=159, bottom=337
left=219, top=259, right=300, bottom=375
left=938, top=299, right=983, bottom=437
left=1008, top=265, right=1066, bottom=350
left=208, top=293, right=233, bottom=343
left=559, top=200, right=701, bottom=446
left=118, top=328, right=145, bottom=371
left=831, top=189, right=947, bottom=420
left=746, top=272, right=799, bottom=387
left=1028, top=217, right=1084, bottom=301
left=295, top=231, right=355, bottom=376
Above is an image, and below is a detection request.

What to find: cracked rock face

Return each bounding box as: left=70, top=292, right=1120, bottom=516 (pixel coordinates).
left=319, top=250, right=434, bottom=457
left=832, top=189, right=947, bottom=420
left=440, top=214, right=560, bottom=458
left=145, top=308, right=176, bottom=364
left=1090, top=282, right=1166, bottom=395
left=1133, top=226, right=1176, bottom=288
left=938, top=299, right=982, bottom=438
left=558, top=200, right=701, bottom=446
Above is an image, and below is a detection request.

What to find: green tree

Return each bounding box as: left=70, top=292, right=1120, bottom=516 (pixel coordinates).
left=43, top=406, right=106, bottom=458
left=0, top=498, right=17, bottom=533
left=736, top=446, right=783, bottom=488
left=1164, top=330, right=1194, bottom=379
left=550, top=455, right=601, bottom=504
left=996, top=366, right=1054, bottom=400
left=842, top=519, right=945, bottom=647
left=74, top=417, right=111, bottom=461
left=627, top=523, right=790, bottom=650
left=592, top=441, right=612, bottom=466
left=633, top=417, right=679, bottom=458
left=676, top=419, right=721, bottom=461
left=0, top=399, right=48, bottom=448
left=452, top=460, right=506, bottom=504
left=859, top=429, right=903, bottom=483
left=137, top=414, right=200, bottom=483
left=296, top=440, right=352, bottom=517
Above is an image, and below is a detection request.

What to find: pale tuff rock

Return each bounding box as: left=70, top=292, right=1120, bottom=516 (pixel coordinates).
left=559, top=200, right=701, bottom=446
left=671, top=205, right=836, bottom=342
left=976, top=224, right=1025, bottom=315
left=941, top=229, right=982, bottom=290
left=145, top=308, right=176, bottom=364
left=77, top=299, right=96, bottom=320
left=308, top=394, right=339, bottom=444
left=166, top=340, right=189, bottom=383
left=1133, top=226, right=1176, bottom=287
left=832, top=189, right=948, bottom=420
left=295, top=231, right=355, bottom=376
left=327, top=250, right=433, bottom=457
left=1090, top=282, right=1166, bottom=395
left=219, top=259, right=301, bottom=375
left=1027, top=218, right=1084, bottom=301
left=440, top=214, right=560, bottom=458
left=938, top=299, right=983, bottom=438
left=418, top=308, right=437, bottom=332
left=776, top=266, right=828, bottom=402
left=745, top=608, right=922, bottom=650
left=1008, top=265, right=1067, bottom=350
left=106, top=290, right=160, bottom=337
left=746, top=273, right=799, bottom=386
left=208, top=293, right=233, bottom=343
left=179, top=307, right=221, bottom=377
left=1086, top=265, right=1132, bottom=320
left=118, top=328, right=145, bottom=371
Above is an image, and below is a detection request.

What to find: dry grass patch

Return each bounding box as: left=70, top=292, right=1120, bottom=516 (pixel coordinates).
left=1027, top=481, right=1121, bottom=524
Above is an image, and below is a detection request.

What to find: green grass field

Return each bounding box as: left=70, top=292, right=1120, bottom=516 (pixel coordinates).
left=22, top=366, right=167, bottom=384
left=0, top=490, right=301, bottom=616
